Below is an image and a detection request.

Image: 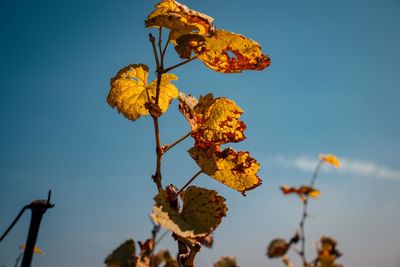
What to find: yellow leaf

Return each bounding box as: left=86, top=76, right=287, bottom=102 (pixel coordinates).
left=107, top=64, right=179, bottom=121
left=175, top=30, right=271, bottom=73
left=213, top=256, right=238, bottom=267
left=104, top=239, right=136, bottom=267
left=280, top=185, right=320, bottom=202
left=19, top=244, right=44, bottom=256
left=151, top=186, right=227, bottom=239
left=189, top=146, right=262, bottom=195
left=319, top=154, right=340, bottom=169
left=145, top=0, right=214, bottom=43
left=178, top=93, right=246, bottom=148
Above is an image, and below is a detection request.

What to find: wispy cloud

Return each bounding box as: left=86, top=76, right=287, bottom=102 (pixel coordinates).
left=270, top=155, right=400, bottom=181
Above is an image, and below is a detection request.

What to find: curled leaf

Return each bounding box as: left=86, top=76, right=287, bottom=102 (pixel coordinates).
left=280, top=185, right=320, bottom=202
left=175, top=30, right=270, bottom=73
left=151, top=186, right=227, bottom=239
left=145, top=0, right=214, bottom=43
left=189, top=146, right=261, bottom=195
left=266, top=239, right=290, bottom=258
left=320, top=154, right=340, bottom=169
left=104, top=239, right=136, bottom=267
left=107, top=64, right=178, bottom=121
left=315, top=236, right=343, bottom=267
left=213, top=256, right=238, bottom=267
left=178, top=93, right=246, bottom=148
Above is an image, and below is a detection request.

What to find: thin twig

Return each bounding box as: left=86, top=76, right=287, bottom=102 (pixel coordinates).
left=149, top=33, right=160, bottom=69
left=162, top=131, right=193, bottom=154
left=163, top=56, right=198, bottom=73
left=298, top=160, right=323, bottom=266
left=158, top=28, right=163, bottom=63
left=174, top=170, right=203, bottom=198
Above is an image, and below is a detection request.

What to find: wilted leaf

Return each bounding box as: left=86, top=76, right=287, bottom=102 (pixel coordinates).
left=213, top=256, right=238, bottom=267
left=19, top=244, right=44, bottom=256
left=280, top=185, right=320, bottom=202
left=266, top=239, right=290, bottom=258
left=179, top=93, right=246, bottom=148
left=107, top=64, right=178, bottom=121
left=154, top=250, right=179, bottom=267
left=145, top=0, right=214, bottom=43
left=175, top=30, right=270, bottom=73
left=315, top=236, right=343, bottom=267
left=151, top=186, right=227, bottom=239
left=189, top=146, right=261, bottom=195
left=320, top=154, right=340, bottom=169
left=104, top=239, right=136, bottom=267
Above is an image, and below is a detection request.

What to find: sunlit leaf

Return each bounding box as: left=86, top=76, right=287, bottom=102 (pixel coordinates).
left=19, top=244, right=44, bottom=256
left=266, top=239, right=290, bottom=258
left=145, top=0, right=214, bottom=43
left=315, top=236, right=343, bottom=267
left=107, top=64, right=178, bottom=121
left=280, top=185, right=320, bottom=202
left=151, top=186, right=227, bottom=239
left=189, top=146, right=261, bottom=195
left=175, top=30, right=270, bottom=73
left=320, top=154, right=340, bottom=169
left=213, top=256, right=238, bottom=267
left=104, top=239, right=136, bottom=267
left=178, top=93, right=246, bottom=148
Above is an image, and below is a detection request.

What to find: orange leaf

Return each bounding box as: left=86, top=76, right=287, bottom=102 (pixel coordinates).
left=320, top=154, right=340, bottom=169
left=175, top=30, right=270, bottom=73
left=280, top=185, right=320, bottom=202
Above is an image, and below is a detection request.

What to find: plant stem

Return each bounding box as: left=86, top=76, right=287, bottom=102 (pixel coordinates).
left=298, top=160, right=323, bottom=266
left=174, top=170, right=203, bottom=198
left=163, top=131, right=193, bottom=154
left=164, top=56, right=198, bottom=73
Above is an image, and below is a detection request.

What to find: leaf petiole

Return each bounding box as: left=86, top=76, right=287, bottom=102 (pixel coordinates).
left=164, top=56, right=198, bottom=73
left=174, top=170, right=203, bottom=198
left=162, top=131, right=193, bottom=154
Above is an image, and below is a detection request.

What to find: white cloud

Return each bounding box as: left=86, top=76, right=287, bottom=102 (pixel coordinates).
left=270, top=155, right=400, bottom=181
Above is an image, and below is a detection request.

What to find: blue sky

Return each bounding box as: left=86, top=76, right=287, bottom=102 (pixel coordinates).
left=1, top=0, right=400, bottom=266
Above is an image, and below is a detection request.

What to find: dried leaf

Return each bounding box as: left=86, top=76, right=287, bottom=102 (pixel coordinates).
left=145, top=0, right=214, bottom=43
left=178, top=93, right=246, bottom=148
left=175, top=30, right=270, bottom=73
left=315, top=236, right=343, bottom=267
left=107, top=64, right=178, bottom=121
left=189, top=146, right=262, bottom=195
left=280, top=185, right=321, bottom=202
left=104, top=239, right=136, bottom=267
left=19, top=244, right=44, bottom=256
left=213, top=256, right=238, bottom=267
left=320, top=154, right=341, bottom=169
left=266, top=239, right=290, bottom=258
left=151, top=186, right=227, bottom=239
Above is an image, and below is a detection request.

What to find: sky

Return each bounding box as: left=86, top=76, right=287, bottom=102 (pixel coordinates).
left=1, top=0, right=400, bottom=266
